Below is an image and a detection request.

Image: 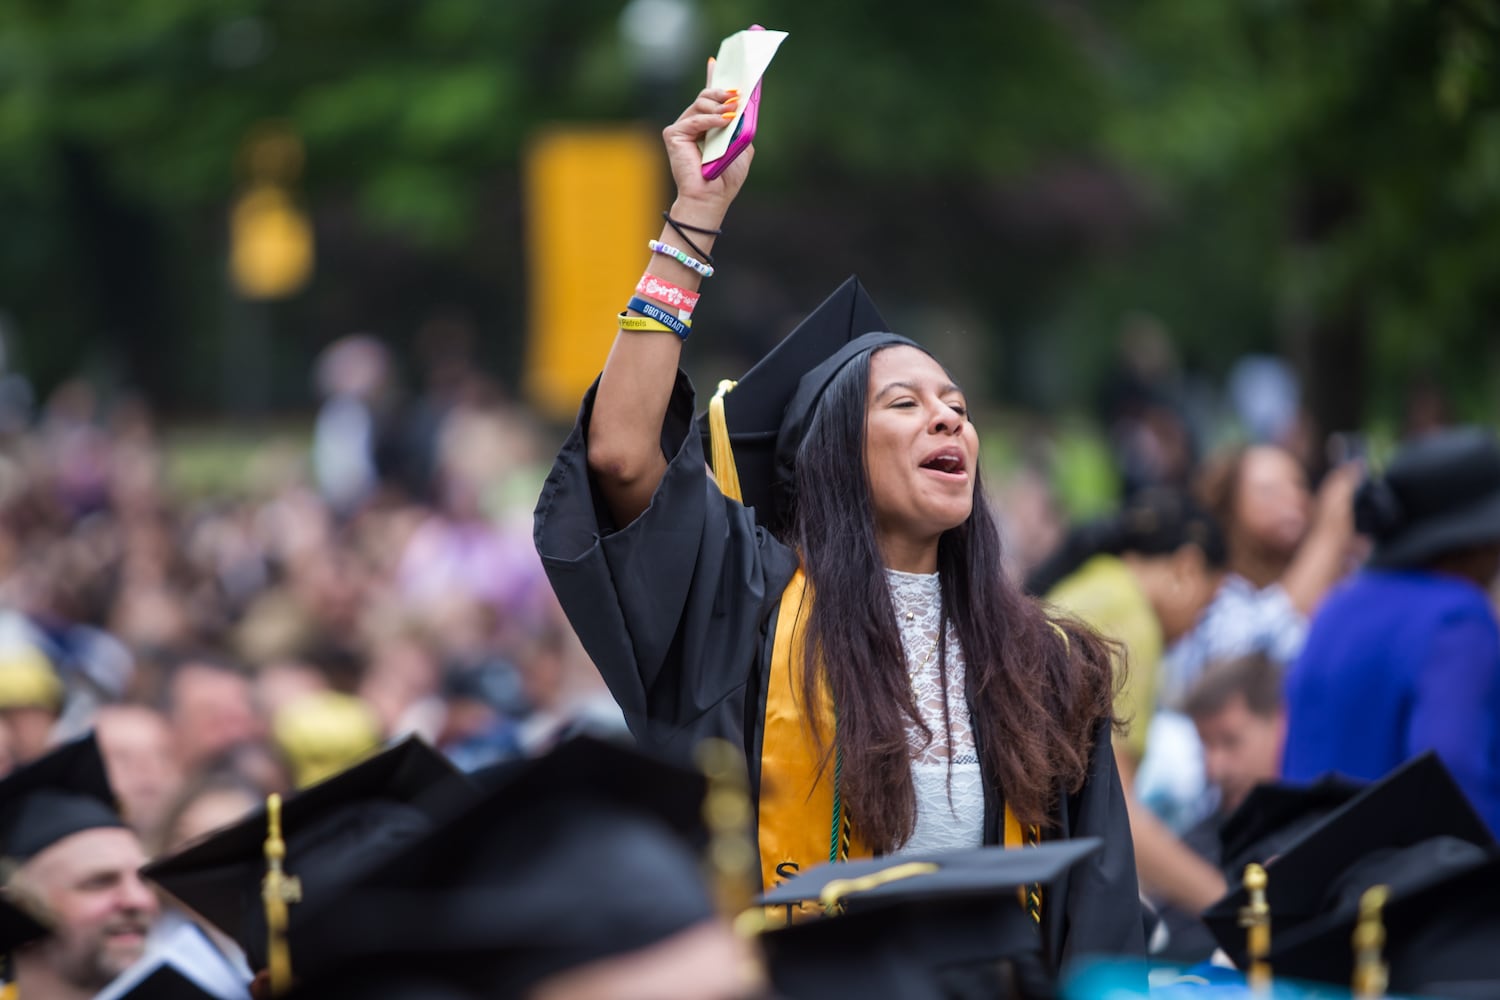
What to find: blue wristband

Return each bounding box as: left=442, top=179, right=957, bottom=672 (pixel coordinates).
left=627, top=296, right=691, bottom=340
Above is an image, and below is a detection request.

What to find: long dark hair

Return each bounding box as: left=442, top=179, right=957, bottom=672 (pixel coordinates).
left=790, top=345, right=1117, bottom=850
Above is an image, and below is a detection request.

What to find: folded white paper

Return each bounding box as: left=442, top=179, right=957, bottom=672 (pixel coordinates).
left=700, top=27, right=788, bottom=163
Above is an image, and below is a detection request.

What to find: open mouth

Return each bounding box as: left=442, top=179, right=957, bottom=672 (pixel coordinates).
left=919, top=449, right=967, bottom=476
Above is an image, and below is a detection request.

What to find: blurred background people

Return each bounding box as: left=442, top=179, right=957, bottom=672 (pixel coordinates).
left=1283, top=426, right=1500, bottom=833
left=1183, top=652, right=1287, bottom=820
left=1036, top=490, right=1228, bottom=914
left=94, top=704, right=184, bottom=847
left=1136, top=443, right=1362, bottom=833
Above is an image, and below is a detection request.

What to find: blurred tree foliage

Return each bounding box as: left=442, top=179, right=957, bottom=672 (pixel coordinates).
left=0, top=0, right=1495, bottom=431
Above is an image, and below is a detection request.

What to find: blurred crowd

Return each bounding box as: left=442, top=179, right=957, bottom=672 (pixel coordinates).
left=0, top=324, right=624, bottom=868
left=1000, top=327, right=1500, bottom=963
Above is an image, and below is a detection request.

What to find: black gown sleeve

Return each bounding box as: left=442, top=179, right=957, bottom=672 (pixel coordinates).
left=1056, top=716, right=1148, bottom=971
left=533, top=372, right=798, bottom=760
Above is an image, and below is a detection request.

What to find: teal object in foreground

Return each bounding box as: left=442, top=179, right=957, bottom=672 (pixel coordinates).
left=1063, top=959, right=1426, bottom=999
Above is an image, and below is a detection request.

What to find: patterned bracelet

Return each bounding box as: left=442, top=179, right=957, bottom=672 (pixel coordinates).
left=626, top=296, right=691, bottom=339
left=647, top=240, right=714, bottom=278
left=635, top=273, right=700, bottom=318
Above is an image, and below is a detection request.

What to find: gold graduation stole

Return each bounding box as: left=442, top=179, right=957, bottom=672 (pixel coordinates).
left=756, top=569, right=1042, bottom=923
left=709, top=381, right=1042, bottom=923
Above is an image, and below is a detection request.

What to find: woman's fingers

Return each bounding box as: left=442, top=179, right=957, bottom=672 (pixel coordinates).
left=670, top=111, right=740, bottom=137
left=686, top=89, right=738, bottom=116
left=665, top=92, right=741, bottom=143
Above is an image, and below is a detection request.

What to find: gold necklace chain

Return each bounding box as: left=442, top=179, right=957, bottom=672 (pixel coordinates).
left=903, top=609, right=942, bottom=678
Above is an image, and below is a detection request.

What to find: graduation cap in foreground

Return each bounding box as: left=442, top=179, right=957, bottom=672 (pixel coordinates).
left=757, top=840, right=1106, bottom=1000
left=0, top=732, right=125, bottom=862
left=1217, top=774, right=1366, bottom=877
left=697, top=276, right=917, bottom=532
left=142, top=736, right=472, bottom=971
left=1203, top=753, right=1494, bottom=970
left=280, top=735, right=732, bottom=999
left=1264, top=837, right=1500, bottom=996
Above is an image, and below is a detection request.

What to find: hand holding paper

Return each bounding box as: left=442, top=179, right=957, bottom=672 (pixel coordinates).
left=700, top=26, right=788, bottom=177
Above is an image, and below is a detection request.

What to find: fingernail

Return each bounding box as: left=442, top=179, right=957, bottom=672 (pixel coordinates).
left=724, top=96, right=739, bottom=107
left=721, top=111, right=736, bottom=120
left=725, top=88, right=739, bottom=96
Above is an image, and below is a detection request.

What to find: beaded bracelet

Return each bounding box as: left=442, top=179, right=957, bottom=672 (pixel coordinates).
left=648, top=240, right=714, bottom=278
left=619, top=313, right=677, bottom=334
left=627, top=296, right=691, bottom=339
left=635, top=273, right=700, bottom=317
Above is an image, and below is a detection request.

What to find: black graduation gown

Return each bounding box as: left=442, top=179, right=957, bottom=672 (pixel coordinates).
left=534, top=374, right=1146, bottom=970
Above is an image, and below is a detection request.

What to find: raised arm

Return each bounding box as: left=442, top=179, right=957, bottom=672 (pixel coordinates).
left=588, top=70, right=753, bottom=527
left=1280, top=461, right=1361, bottom=615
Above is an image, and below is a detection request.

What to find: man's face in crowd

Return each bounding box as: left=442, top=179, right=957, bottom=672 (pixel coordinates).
left=16, top=827, right=159, bottom=990
left=1194, top=692, right=1286, bottom=815
left=97, top=705, right=185, bottom=837
left=170, top=662, right=263, bottom=768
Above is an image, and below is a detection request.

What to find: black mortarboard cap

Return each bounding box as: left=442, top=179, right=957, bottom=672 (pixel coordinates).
left=1217, top=774, right=1366, bottom=877
left=1203, top=753, right=1494, bottom=967
left=0, top=732, right=124, bottom=861
left=1267, top=839, right=1500, bottom=995
left=758, top=840, right=1104, bottom=1000
left=280, top=735, right=718, bottom=998
left=141, top=735, right=472, bottom=970
left=696, top=276, right=918, bottom=532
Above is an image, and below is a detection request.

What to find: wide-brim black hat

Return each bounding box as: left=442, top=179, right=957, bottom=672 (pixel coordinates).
left=695, top=276, right=918, bottom=534
left=1356, top=426, right=1500, bottom=569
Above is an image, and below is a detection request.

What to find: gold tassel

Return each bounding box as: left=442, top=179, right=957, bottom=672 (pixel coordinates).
left=709, top=379, right=743, bottom=502
left=696, top=738, right=770, bottom=997
left=1239, top=863, right=1272, bottom=998
left=1352, top=885, right=1390, bottom=998
left=816, top=861, right=938, bottom=916
left=261, top=794, right=302, bottom=997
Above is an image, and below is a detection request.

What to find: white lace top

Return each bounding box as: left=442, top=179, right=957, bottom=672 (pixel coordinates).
left=885, top=569, right=985, bottom=855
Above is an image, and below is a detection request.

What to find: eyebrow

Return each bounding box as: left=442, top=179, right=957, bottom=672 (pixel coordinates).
left=875, top=379, right=965, bottom=399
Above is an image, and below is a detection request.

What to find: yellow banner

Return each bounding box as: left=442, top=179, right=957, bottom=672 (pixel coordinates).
left=523, top=127, right=662, bottom=422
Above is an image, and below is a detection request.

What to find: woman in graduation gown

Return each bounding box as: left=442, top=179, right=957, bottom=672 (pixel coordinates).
left=534, top=78, right=1145, bottom=971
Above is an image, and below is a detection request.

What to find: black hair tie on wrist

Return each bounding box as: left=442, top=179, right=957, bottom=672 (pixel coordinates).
left=663, top=211, right=722, bottom=236
left=663, top=211, right=717, bottom=266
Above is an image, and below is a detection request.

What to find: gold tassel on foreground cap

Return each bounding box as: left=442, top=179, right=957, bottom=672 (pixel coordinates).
left=1239, top=863, right=1271, bottom=998
left=695, top=738, right=769, bottom=996
left=696, top=738, right=757, bottom=921
left=1352, top=884, right=1390, bottom=999
left=262, top=793, right=302, bottom=997
left=708, top=379, right=743, bottom=502
left=816, top=861, right=938, bottom=917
